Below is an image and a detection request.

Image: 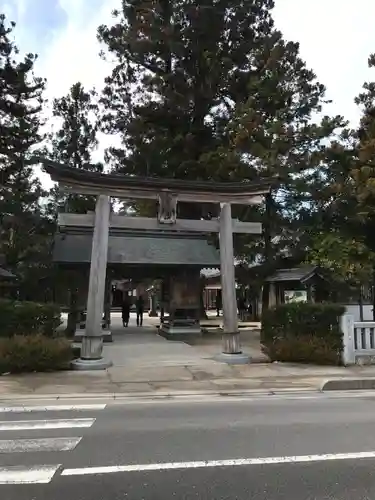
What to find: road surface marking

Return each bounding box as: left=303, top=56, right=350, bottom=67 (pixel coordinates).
left=0, top=465, right=61, bottom=484
left=0, top=404, right=106, bottom=413
left=0, top=418, right=95, bottom=431
left=0, top=437, right=82, bottom=453
left=62, top=451, right=375, bottom=476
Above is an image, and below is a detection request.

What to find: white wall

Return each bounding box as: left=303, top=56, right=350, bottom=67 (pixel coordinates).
left=344, top=304, right=374, bottom=322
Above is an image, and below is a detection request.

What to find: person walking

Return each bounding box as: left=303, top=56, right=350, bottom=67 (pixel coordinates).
left=238, top=295, right=246, bottom=322
left=136, top=295, right=145, bottom=326
left=215, top=291, right=222, bottom=317
left=121, top=295, right=130, bottom=327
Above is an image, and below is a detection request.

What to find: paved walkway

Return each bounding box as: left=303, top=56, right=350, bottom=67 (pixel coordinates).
left=2, top=312, right=375, bottom=399
left=101, top=312, right=265, bottom=366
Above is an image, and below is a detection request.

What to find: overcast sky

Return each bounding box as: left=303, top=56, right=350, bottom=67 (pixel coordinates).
left=3, top=0, right=375, bottom=186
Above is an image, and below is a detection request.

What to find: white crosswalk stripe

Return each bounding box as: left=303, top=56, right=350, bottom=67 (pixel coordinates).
left=0, top=418, right=95, bottom=431
left=0, top=465, right=61, bottom=485
left=0, top=403, right=106, bottom=485
left=0, top=437, right=82, bottom=453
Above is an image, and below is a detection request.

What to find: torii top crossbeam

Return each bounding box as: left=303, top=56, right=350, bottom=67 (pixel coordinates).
left=40, top=159, right=272, bottom=204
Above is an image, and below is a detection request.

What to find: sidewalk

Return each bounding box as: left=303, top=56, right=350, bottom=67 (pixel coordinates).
left=2, top=313, right=375, bottom=399
left=2, top=360, right=375, bottom=399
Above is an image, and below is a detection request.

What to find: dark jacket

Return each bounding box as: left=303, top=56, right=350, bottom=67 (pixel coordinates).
left=238, top=297, right=246, bottom=311
left=121, top=299, right=130, bottom=320
left=136, top=296, right=145, bottom=312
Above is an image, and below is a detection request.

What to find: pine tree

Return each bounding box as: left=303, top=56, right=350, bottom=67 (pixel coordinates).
left=98, top=0, right=281, bottom=182
left=0, top=13, right=47, bottom=290
left=229, top=38, right=346, bottom=295
left=48, top=81, right=103, bottom=214
left=344, top=53, right=375, bottom=315
left=304, top=55, right=375, bottom=310
left=351, top=54, right=375, bottom=217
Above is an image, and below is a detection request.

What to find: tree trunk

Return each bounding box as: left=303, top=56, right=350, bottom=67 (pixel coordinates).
left=261, top=192, right=273, bottom=314
left=357, top=286, right=364, bottom=322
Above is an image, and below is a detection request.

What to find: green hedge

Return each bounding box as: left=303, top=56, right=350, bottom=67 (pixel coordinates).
left=261, top=303, right=345, bottom=365
left=0, top=334, right=73, bottom=374
left=0, top=300, right=62, bottom=338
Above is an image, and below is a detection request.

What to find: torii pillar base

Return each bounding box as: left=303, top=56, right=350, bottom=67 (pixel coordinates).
left=71, top=336, right=112, bottom=370
left=214, top=352, right=250, bottom=365
left=71, top=358, right=113, bottom=371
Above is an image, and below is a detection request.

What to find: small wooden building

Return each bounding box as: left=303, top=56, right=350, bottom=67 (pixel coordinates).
left=265, top=266, right=330, bottom=307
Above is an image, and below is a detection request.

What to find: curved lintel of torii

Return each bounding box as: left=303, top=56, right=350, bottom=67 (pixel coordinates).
left=37, top=158, right=274, bottom=205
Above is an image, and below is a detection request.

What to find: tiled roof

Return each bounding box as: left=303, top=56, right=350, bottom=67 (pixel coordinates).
left=53, top=233, right=220, bottom=267
left=265, top=266, right=320, bottom=283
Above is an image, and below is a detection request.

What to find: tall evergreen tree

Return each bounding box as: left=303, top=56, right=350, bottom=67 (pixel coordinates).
left=98, top=0, right=280, bottom=181
left=305, top=55, right=375, bottom=310
left=229, top=39, right=345, bottom=278
left=351, top=54, right=375, bottom=219
left=48, top=81, right=103, bottom=214
left=0, top=13, right=48, bottom=292
left=342, top=53, right=375, bottom=314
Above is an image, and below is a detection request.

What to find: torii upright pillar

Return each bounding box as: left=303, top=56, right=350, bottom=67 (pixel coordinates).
left=216, top=202, right=249, bottom=364
left=72, top=194, right=113, bottom=370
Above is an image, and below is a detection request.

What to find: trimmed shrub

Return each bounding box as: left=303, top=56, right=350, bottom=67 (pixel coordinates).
left=0, top=300, right=62, bottom=338
left=261, top=302, right=345, bottom=365
left=0, top=334, right=73, bottom=374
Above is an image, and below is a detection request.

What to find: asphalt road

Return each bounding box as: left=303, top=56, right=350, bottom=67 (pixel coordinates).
left=2, top=392, right=375, bottom=498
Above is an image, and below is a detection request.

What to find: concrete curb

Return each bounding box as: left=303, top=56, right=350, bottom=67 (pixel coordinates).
left=0, top=387, right=320, bottom=402
left=322, top=377, right=375, bottom=391
left=5, top=378, right=375, bottom=402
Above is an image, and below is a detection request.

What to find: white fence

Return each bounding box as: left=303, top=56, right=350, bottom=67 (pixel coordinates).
left=341, top=314, right=375, bottom=365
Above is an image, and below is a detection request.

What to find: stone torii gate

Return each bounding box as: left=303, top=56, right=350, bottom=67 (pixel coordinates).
left=42, top=160, right=272, bottom=369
